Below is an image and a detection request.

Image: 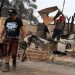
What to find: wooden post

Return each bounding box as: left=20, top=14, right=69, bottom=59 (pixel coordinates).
left=67, top=16, right=71, bottom=34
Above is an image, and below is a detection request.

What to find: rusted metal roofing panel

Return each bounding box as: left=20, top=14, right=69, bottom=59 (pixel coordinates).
left=42, top=15, right=53, bottom=25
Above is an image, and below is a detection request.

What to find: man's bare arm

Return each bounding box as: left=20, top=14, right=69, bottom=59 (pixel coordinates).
left=20, top=26, right=27, bottom=39
left=0, top=26, right=6, bottom=39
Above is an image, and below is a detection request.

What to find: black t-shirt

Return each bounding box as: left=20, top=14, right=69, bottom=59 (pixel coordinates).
left=4, top=17, right=23, bottom=38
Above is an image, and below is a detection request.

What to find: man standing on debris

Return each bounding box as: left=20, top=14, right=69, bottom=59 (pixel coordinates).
left=52, top=14, right=65, bottom=41
left=0, top=8, right=26, bottom=72
left=51, top=14, right=65, bottom=52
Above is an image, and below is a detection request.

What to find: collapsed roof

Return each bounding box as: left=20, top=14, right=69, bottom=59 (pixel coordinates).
left=38, top=6, right=63, bottom=24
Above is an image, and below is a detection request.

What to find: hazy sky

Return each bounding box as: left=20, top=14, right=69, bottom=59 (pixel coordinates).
left=9, top=0, right=75, bottom=17
left=35, top=0, right=75, bottom=17
left=8, top=0, right=75, bottom=22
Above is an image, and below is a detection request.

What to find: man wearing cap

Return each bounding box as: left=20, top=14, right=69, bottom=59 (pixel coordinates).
left=0, top=8, right=26, bottom=72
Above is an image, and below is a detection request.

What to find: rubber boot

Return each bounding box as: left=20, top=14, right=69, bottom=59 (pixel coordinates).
left=12, top=57, right=16, bottom=70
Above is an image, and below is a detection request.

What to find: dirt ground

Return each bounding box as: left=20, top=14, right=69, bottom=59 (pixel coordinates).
left=0, top=60, right=75, bottom=75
